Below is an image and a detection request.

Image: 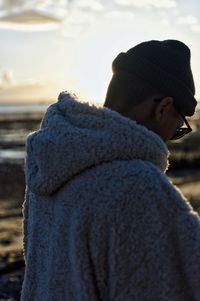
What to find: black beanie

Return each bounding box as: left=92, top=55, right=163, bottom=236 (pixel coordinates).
left=112, top=39, right=197, bottom=116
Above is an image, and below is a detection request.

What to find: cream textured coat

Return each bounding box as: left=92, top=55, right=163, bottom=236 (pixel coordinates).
left=21, top=91, right=200, bottom=301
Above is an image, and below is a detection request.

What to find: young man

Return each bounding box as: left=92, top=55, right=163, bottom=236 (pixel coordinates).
left=21, top=40, right=200, bottom=300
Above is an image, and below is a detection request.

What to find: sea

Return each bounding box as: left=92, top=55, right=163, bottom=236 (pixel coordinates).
left=0, top=103, right=50, bottom=163
left=0, top=103, right=50, bottom=114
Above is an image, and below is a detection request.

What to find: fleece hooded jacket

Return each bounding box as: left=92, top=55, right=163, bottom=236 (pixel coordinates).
left=21, top=91, right=200, bottom=301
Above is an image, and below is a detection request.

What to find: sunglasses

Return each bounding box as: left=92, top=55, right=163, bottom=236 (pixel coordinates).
left=154, top=98, right=192, bottom=140
left=170, top=113, right=192, bottom=140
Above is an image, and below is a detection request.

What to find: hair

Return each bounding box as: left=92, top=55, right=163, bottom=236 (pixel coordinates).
left=104, top=71, right=162, bottom=117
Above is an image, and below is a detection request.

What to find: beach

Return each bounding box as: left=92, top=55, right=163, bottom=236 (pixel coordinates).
left=0, top=107, right=200, bottom=300
left=0, top=107, right=44, bottom=300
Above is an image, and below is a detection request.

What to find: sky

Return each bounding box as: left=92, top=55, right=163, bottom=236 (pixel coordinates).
left=0, top=0, right=200, bottom=105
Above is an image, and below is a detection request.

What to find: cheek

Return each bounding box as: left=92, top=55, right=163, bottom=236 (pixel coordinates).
left=162, top=120, right=178, bottom=141
left=174, top=111, right=183, bottom=128
left=165, top=128, right=175, bottom=140
left=177, top=117, right=184, bottom=128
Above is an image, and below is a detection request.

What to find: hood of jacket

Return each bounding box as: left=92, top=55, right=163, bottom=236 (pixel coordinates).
left=25, top=91, right=169, bottom=196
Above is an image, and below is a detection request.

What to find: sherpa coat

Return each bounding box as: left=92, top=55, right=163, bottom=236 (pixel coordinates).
left=21, top=91, right=200, bottom=301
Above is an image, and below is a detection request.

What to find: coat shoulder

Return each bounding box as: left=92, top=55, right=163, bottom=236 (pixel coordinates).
left=69, top=159, right=191, bottom=217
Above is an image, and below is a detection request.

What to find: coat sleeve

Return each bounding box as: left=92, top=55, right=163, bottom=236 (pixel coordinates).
left=174, top=209, right=200, bottom=300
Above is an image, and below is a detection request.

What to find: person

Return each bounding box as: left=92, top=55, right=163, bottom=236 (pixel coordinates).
left=21, top=40, right=200, bottom=301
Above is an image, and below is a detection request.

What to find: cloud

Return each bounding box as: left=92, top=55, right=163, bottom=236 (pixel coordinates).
left=177, top=15, right=200, bottom=34
left=0, top=70, right=13, bottom=85
left=105, top=11, right=134, bottom=21
left=114, top=0, right=177, bottom=9
left=60, top=7, right=96, bottom=38
left=0, top=0, right=68, bottom=13
left=0, top=70, right=42, bottom=88
left=60, top=1, right=103, bottom=38
left=191, top=24, right=200, bottom=33
left=0, top=0, right=26, bottom=12
left=0, top=0, right=68, bottom=30
left=177, top=15, right=198, bottom=25
left=0, top=22, right=60, bottom=31
left=0, top=0, right=105, bottom=32
left=0, top=70, right=56, bottom=102
left=66, top=10, right=96, bottom=25
left=0, top=10, right=63, bottom=30
left=0, top=9, right=63, bottom=24
left=75, top=0, right=104, bottom=12
left=33, top=0, right=68, bottom=19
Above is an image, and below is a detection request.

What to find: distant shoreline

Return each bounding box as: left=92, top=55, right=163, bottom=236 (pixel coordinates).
left=0, top=109, right=200, bottom=166
left=0, top=103, right=50, bottom=114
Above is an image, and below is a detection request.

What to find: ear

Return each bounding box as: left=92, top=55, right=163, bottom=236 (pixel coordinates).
left=154, top=97, right=174, bottom=122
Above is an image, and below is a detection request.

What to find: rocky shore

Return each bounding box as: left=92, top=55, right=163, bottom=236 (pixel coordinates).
left=0, top=251, right=24, bottom=301
left=0, top=112, right=41, bottom=300
left=0, top=162, right=25, bottom=300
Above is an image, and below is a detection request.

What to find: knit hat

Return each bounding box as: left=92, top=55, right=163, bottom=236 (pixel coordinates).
left=112, top=40, right=197, bottom=116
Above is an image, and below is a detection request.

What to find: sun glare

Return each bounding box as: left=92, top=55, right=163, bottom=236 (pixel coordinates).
left=70, top=21, right=142, bottom=104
